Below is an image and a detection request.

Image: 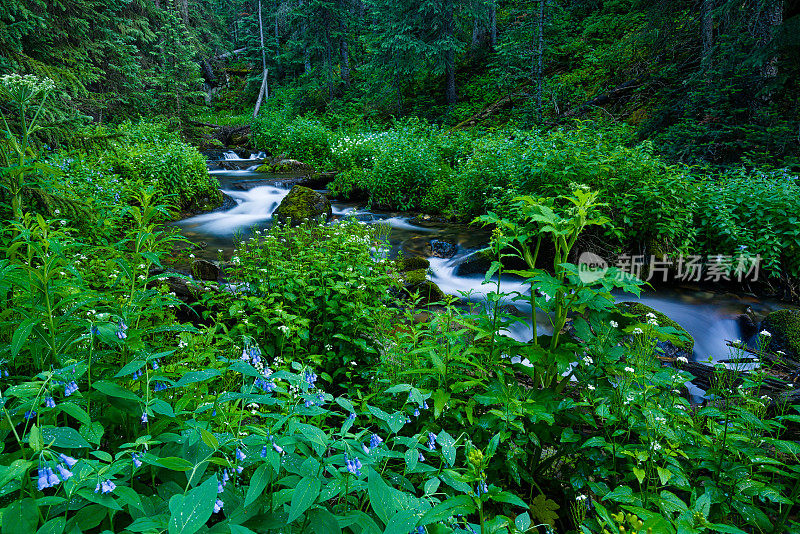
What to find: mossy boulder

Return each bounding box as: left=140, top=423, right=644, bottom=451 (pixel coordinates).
left=274, top=185, right=332, bottom=225
left=762, top=309, right=800, bottom=358
left=256, top=159, right=313, bottom=173
left=616, top=302, right=694, bottom=359
left=397, top=256, right=430, bottom=272
left=401, top=269, right=428, bottom=285
left=404, top=280, right=445, bottom=306
left=191, top=259, right=220, bottom=281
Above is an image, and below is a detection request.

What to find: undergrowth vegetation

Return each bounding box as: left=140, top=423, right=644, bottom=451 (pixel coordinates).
left=251, top=112, right=800, bottom=284
left=2, top=74, right=800, bottom=534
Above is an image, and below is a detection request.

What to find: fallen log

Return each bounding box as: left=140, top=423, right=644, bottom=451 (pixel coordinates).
left=556, top=77, right=646, bottom=120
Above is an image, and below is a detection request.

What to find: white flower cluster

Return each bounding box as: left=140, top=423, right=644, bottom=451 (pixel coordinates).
left=0, top=73, right=55, bottom=100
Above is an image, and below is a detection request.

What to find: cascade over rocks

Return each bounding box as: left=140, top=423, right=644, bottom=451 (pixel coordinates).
left=274, top=185, right=332, bottom=224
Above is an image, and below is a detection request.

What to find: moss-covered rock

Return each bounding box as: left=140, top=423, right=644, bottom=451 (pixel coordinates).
left=616, top=302, right=694, bottom=358
left=402, top=269, right=428, bottom=285
left=256, top=159, right=313, bottom=173
left=404, top=280, right=445, bottom=306
left=274, top=185, right=332, bottom=224
left=397, top=256, right=430, bottom=272
left=762, top=309, right=800, bottom=358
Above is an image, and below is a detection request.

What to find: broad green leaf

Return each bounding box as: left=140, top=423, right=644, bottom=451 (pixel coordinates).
left=92, top=380, right=141, bottom=402
left=287, top=475, right=320, bottom=523
left=168, top=475, right=218, bottom=534
left=308, top=508, right=342, bottom=534
left=36, top=518, right=65, bottom=534
left=41, top=426, right=91, bottom=448
left=2, top=497, right=37, bottom=534
left=367, top=467, right=395, bottom=525
left=11, top=319, right=35, bottom=358
left=418, top=495, right=475, bottom=526
left=244, top=463, right=271, bottom=507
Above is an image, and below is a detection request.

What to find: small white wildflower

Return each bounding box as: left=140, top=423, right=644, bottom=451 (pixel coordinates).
left=587, top=384, right=595, bottom=391
left=624, top=366, right=635, bottom=373
left=610, top=320, right=618, bottom=328
left=732, top=339, right=742, bottom=345
left=325, top=344, right=333, bottom=351
left=189, top=254, right=195, bottom=259
left=54, top=209, right=61, bottom=215
left=278, top=325, right=289, bottom=335
left=583, top=355, right=593, bottom=365
left=632, top=327, right=643, bottom=335
left=646, top=312, right=657, bottom=319
left=676, top=356, right=688, bottom=364
left=652, top=442, right=662, bottom=451
left=759, top=330, right=771, bottom=337
left=576, top=495, right=587, bottom=502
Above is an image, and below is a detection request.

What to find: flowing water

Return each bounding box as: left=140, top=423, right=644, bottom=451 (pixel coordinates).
left=175, top=169, right=795, bottom=364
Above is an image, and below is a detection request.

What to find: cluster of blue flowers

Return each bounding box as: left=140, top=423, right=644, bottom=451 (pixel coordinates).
left=0, top=368, right=9, bottom=378
left=131, top=368, right=145, bottom=380
left=253, top=376, right=275, bottom=393
left=37, top=454, right=78, bottom=491
left=241, top=344, right=262, bottom=366
left=95, top=479, right=116, bottom=494
left=344, top=454, right=363, bottom=476
left=116, top=320, right=128, bottom=340
left=24, top=410, right=36, bottom=420
left=153, top=381, right=169, bottom=392
left=44, top=397, right=56, bottom=408
left=427, top=432, right=437, bottom=451
left=64, top=381, right=79, bottom=397
left=476, top=481, right=488, bottom=496
left=132, top=452, right=143, bottom=468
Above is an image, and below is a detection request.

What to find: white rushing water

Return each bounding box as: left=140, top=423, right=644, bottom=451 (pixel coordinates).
left=177, top=169, right=793, bottom=366
left=177, top=185, right=289, bottom=235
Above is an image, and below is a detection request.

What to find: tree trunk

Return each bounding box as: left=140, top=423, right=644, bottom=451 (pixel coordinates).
left=324, top=9, right=334, bottom=100
left=444, top=0, right=456, bottom=105
left=534, top=0, right=544, bottom=121
left=755, top=0, right=783, bottom=81
left=472, top=14, right=481, bottom=49
left=489, top=0, right=496, bottom=49
left=259, top=0, right=267, bottom=73
left=175, top=0, right=189, bottom=25
left=300, top=0, right=311, bottom=73
left=701, top=0, right=713, bottom=76
left=340, top=21, right=351, bottom=87
left=253, top=68, right=269, bottom=118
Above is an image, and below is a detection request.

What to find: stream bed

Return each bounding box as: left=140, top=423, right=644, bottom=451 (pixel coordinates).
left=175, top=167, right=794, bottom=365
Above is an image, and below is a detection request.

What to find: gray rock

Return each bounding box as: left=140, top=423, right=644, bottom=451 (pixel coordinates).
left=192, top=259, right=220, bottom=281
left=430, top=239, right=458, bottom=258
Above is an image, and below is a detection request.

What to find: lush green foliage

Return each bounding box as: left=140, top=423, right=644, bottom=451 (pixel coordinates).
left=1, top=170, right=799, bottom=532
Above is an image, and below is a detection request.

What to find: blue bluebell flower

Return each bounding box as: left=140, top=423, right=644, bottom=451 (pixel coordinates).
left=236, top=448, right=246, bottom=461
left=95, top=480, right=116, bottom=494
left=141, top=412, right=148, bottom=424
left=64, top=381, right=78, bottom=396
left=213, top=498, right=224, bottom=513
left=476, top=481, right=488, bottom=496
left=304, top=370, right=317, bottom=387
left=348, top=412, right=356, bottom=421
left=132, top=452, right=142, bottom=468
left=45, top=397, right=56, bottom=408
left=418, top=452, right=425, bottom=462
left=261, top=445, right=268, bottom=458
left=59, top=454, right=78, bottom=468
left=369, top=434, right=383, bottom=449
left=56, top=464, right=73, bottom=481
left=116, top=321, right=128, bottom=340
left=427, top=432, right=437, bottom=451
left=24, top=410, right=36, bottom=420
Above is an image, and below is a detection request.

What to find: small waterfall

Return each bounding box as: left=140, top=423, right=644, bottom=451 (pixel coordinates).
left=176, top=185, right=290, bottom=235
